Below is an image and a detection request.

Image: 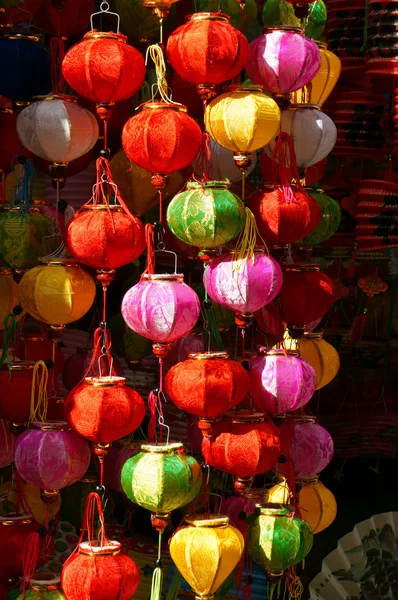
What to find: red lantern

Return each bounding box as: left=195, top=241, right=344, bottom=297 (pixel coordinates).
left=122, top=101, right=202, bottom=177
left=165, top=351, right=249, bottom=422
left=0, top=363, right=52, bottom=425
left=248, top=186, right=322, bottom=246
left=35, top=0, right=96, bottom=38
left=62, top=32, right=146, bottom=105
left=14, top=333, right=65, bottom=375
left=62, top=347, right=123, bottom=392
left=202, top=411, right=281, bottom=492
left=259, top=152, right=326, bottom=186
left=278, top=265, right=335, bottom=337
left=166, top=13, right=249, bottom=102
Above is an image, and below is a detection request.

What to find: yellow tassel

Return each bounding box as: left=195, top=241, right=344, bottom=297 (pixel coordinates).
left=29, top=361, right=49, bottom=425
left=233, top=207, right=269, bottom=268
left=287, top=572, right=304, bottom=600
left=145, top=45, right=180, bottom=107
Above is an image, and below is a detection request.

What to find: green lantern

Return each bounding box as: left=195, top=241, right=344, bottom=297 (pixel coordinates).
left=301, top=188, right=341, bottom=245
left=14, top=574, right=65, bottom=600
left=305, top=0, right=327, bottom=40
left=247, top=504, right=313, bottom=580
left=195, top=0, right=258, bottom=32
left=262, top=0, right=299, bottom=27
left=0, top=206, right=58, bottom=270
left=167, top=180, right=245, bottom=249
left=121, top=443, right=202, bottom=526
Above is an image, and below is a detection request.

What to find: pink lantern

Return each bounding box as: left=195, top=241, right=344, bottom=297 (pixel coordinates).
left=203, top=251, right=283, bottom=315
left=223, top=490, right=264, bottom=530
left=0, top=419, right=15, bottom=468
left=121, top=274, right=201, bottom=353
left=278, top=415, right=334, bottom=478
left=103, top=442, right=142, bottom=493
left=247, top=27, right=321, bottom=97
left=14, top=421, right=91, bottom=498
left=249, top=349, right=316, bottom=415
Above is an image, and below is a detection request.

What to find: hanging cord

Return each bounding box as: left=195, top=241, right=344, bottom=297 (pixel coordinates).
left=144, top=45, right=180, bottom=106
left=42, top=179, right=68, bottom=260
left=28, top=361, right=49, bottom=425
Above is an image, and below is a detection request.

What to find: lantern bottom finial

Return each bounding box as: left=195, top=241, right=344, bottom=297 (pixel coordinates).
left=233, top=153, right=252, bottom=171
left=153, top=342, right=173, bottom=358
left=197, top=84, right=218, bottom=106
left=40, top=489, right=60, bottom=504
left=198, top=418, right=215, bottom=438
left=287, top=325, right=305, bottom=340
left=234, top=476, right=254, bottom=494
left=235, top=313, right=253, bottom=329
left=151, top=512, right=170, bottom=531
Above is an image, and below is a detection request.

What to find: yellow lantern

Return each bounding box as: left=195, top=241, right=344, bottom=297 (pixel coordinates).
left=298, top=478, right=337, bottom=534
left=204, top=85, right=280, bottom=170
left=19, top=260, right=96, bottom=332
left=169, top=514, right=244, bottom=600
left=292, top=43, right=341, bottom=107
left=0, top=268, right=20, bottom=329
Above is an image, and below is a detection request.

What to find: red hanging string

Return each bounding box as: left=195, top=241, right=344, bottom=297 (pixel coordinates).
left=148, top=390, right=158, bottom=442
left=21, top=533, right=40, bottom=595
left=50, top=38, right=65, bottom=95
left=83, top=327, right=116, bottom=380
left=142, top=224, right=156, bottom=276
left=272, top=133, right=303, bottom=204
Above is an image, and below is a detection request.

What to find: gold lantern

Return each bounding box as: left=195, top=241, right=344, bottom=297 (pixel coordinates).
left=169, top=514, right=244, bottom=600
left=292, top=42, right=341, bottom=107
left=204, top=85, right=280, bottom=170
left=19, top=260, right=96, bottom=333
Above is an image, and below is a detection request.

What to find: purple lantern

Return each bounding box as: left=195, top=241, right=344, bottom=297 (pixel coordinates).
left=0, top=419, right=15, bottom=468
left=249, top=349, right=316, bottom=415
left=247, top=27, right=321, bottom=96
left=279, top=416, right=334, bottom=478
left=14, top=421, right=91, bottom=495
left=121, top=274, right=201, bottom=351
left=203, top=251, right=283, bottom=315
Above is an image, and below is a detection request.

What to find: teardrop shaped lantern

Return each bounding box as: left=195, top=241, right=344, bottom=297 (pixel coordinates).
left=300, top=188, right=341, bottom=245
left=169, top=514, right=245, bottom=600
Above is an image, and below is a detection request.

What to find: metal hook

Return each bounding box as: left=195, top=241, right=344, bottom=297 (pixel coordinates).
left=10, top=1, right=34, bottom=28
left=91, top=180, right=119, bottom=205
left=98, top=354, right=113, bottom=379
left=207, top=492, right=223, bottom=516
left=90, top=1, right=120, bottom=34
left=157, top=414, right=170, bottom=446
left=154, top=248, right=179, bottom=274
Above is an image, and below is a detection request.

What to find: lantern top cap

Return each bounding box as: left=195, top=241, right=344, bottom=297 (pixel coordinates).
left=284, top=414, right=317, bottom=425
left=32, top=420, right=70, bottom=432
left=255, top=502, right=295, bottom=516
left=299, top=476, right=320, bottom=485
left=289, top=103, right=321, bottom=111
left=83, top=31, right=127, bottom=44
left=1, top=205, right=40, bottom=214
left=0, top=267, right=12, bottom=276
left=263, top=25, right=304, bottom=35
left=82, top=204, right=124, bottom=212
left=225, top=410, right=265, bottom=424
left=141, top=442, right=184, bottom=454
left=0, top=32, right=42, bottom=43
left=1, top=360, right=35, bottom=372
left=257, top=347, right=300, bottom=358
left=141, top=101, right=187, bottom=114
left=188, top=351, right=229, bottom=361
left=78, top=540, right=121, bottom=556
left=142, top=273, right=184, bottom=283
left=84, top=376, right=126, bottom=388
left=0, top=512, right=34, bottom=525
left=282, top=263, right=320, bottom=273
left=187, top=12, right=230, bottom=23
left=184, top=514, right=230, bottom=528
left=222, top=84, right=265, bottom=95
left=303, top=332, right=323, bottom=340
left=30, top=572, right=60, bottom=589
left=32, top=94, right=78, bottom=104
left=316, top=41, right=328, bottom=50
left=186, top=180, right=232, bottom=190
left=38, top=259, right=81, bottom=267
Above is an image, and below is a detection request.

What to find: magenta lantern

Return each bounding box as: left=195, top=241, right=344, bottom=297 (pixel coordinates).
left=249, top=349, right=316, bottom=415
left=203, top=251, right=283, bottom=315
left=278, top=415, right=334, bottom=478
left=247, top=27, right=321, bottom=97
left=121, top=274, right=201, bottom=353
left=103, top=441, right=142, bottom=493
left=14, top=421, right=91, bottom=495
left=0, top=419, right=15, bottom=468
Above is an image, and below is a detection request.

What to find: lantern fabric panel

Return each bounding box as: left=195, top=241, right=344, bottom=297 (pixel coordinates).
left=299, top=480, right=337, bottom=533
left=279, top=420, right=334, bottom=478
left=298, top=44, right=341, bottom=106
left=298, top=335, right=340, bottom=390
left=301, top=190, right=341, bottom=245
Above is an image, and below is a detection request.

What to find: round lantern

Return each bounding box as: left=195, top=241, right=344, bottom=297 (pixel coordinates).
left=121, top=443, right=202, bottom=525
left=278, top=416, right=334, bottom=478
left=248, top=349, right=317, bottom=416
left=248, top=186, right=322, bottom=246
left=167, top=180, right=245, bottom=249
left=0, top=362, right=44, bottom=425
left=292, top=43, right=341, bottom=107
left=203, top=250, right=283, bottom=315
left=169, top=514, right=244, bottom=598
left=17, top=96, right=99, bottom=164
left=0, top=268, right=20, bottom=330
left=65, top=376, right=145, bottom=445
left=247, top=27, right=321, bottom=98
left=62, top=539, right=140, bottom=600
left=103, top=442, right=142, bottom=493
left=14, top=573, right=66, bottom=600
left=0, top=419, right=15, bottom=468
left=19, top=260, right=96, bottom=330
left=201, top=412, right=281, bottom=492
left=204, top=85, right=280, bottom=166
left=296, top=333, right=340, bottom=390
left=304, top=0, right=327, bottom=39
left=122, top=274, right=201, bottom=352
left=298, top=478, right=337, bottom=533
left=14, top=333, right=65, bottom=375
left=277, top=265, right=335, bottom=337
left=264, top=107, right=337, bottom=172
left=62, top=347, right=123, bottom=392
left=199, top=140, right=256, bottom=184
left=122, top=102, right=202, bottom=175
left=62, top=32, right=145, bottom=105
left=165, top=351, right=249, bottom=420
left=300, top=188, right=341, bottom=245
left=247, top=504, right=313, bottom=579
left=14, top=421, right=91, bottom=500
left=0, top=34, right=51, bottom=103
left=66, top=205, right=146, bottom=269
left=0, top=207, right=59, bottom=270
left=166, top=13, right=248, bottom=101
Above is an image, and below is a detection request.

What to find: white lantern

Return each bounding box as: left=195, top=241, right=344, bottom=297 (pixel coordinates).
left=196, top=140, right=256, bottom=184
left=264, top=106, right=336, bottom=170
left=16, top=95, right=99, bottom=163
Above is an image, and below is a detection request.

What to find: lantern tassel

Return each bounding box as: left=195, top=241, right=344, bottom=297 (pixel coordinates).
left=21, top=532, right=40, bottom=596
left=150, top=531, right=164, bottom=600
left=165, top=568, right=183, bottom=600
left=234, top=207, right=267, bottom=264
left=29, top=360, right=49, bottom=425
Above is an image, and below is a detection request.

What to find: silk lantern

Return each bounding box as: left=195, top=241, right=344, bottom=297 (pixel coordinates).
left=298, top=478, right=337, bottom=533
left=122, top=274, right=201, bottom=354
left=14, top=573, right=65, bottom=600
left=278, top=416, right=334, bottom=478
left=2, top=482, right=61, bottom=527
left=300, top=188, right=341, bottom=245
left=165, top=351, right=249, bottom=422
left=248, top=504, right=313, bottom=582
left=0, top=207, right=59, bottom=270
left=278, top=265, right=335, bottom=337
left=248, top=185, right=322, bottom=246
left=35, top=0, right=96, bottom=38
left=0, top=268, right=19, bottom=330
left=249, top=349, right=317, bottom=415
left=14, top=421, right=91, bottom=502
left=122, top=102, right=202, bottom=176
left=16, top=96, right=99, bottom=164
left=121, top=443, right=202, bottom=528
left=14, top=333, right=65, bottom=375
left=0, top=362, right=40, bottom=425
left=203, top=250, right=283, bottom=315
left=296, top=333, right=340, bottom=390
left=0, top=34, right=51, bottom=103
left=204, top=85, right=280, bottom=168
left=167, top=180, right=245, bottom=249
left=0, top=419, right=15, bottom=468
left=202, top=412, right=281, bottom=492
left=169, top=514, right=245, bottom=599
left=166, top=13, right=249, bottom=102
left=264, top=107, right=337, bottom=173
left=62, top=347, right=123, bottom=392
left=292, top=43, right=341, bottom=107
left=19, top=261, right=96, bottom=332
left=247, top=27, right=321, bottom=100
